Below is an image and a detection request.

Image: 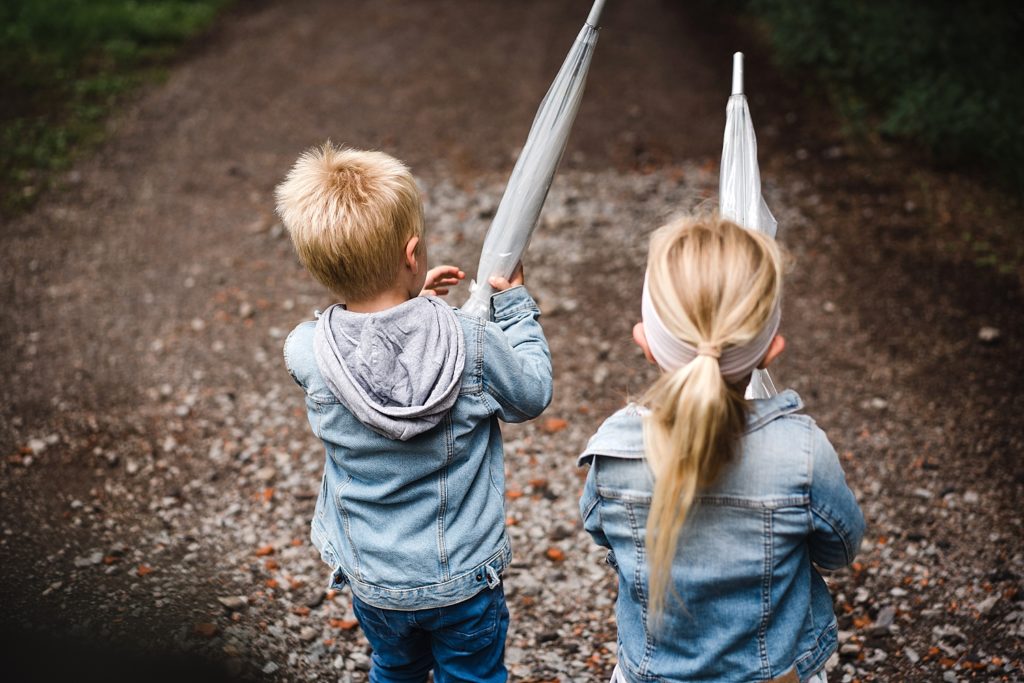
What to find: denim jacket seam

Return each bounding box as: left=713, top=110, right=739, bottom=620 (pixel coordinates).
left=624, top=501, right=654, bottom=674
left=436, top=413, right=455, bottom=581
left=757, top=508, right=774, bottom=677
left=794, top=618, right=838, bottom=672
left=581, top=489, right=601, bottom=524
left=311, top=401, right=324, bottom=440
left=473, top=316, right=486, bottom=394
left=811, top=505, right=855, bottom=565
left=482, top=378, right=530, bottom=421
left=334, top=474, right=362, bottom=580
left=492, top=302, right=539, bottom=321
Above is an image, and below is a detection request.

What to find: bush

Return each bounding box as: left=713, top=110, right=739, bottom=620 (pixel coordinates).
left=0, top=0, right=230, bottom=214
left=745, top=0, right=1024, bottom=188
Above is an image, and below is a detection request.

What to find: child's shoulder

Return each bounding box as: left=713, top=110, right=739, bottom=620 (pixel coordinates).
left=283, top=319, right=320, bottom=391
left=744, top=389, right=839, bottom=475
left=577, top=403, right=647, bottom=465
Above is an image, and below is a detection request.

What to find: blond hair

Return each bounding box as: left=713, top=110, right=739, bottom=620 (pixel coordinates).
left=274, top=143, right=424, bottom=301
left=642, top=215, right=783, bottom=620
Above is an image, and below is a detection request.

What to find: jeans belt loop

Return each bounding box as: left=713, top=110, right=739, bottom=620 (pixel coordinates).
left=485, top=564, right=501, bottom=589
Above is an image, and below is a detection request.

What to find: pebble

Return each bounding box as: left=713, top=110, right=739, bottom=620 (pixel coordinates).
left=977, top=326, right=1000, bottom=344
left=217, top=596, right=249, bottom=610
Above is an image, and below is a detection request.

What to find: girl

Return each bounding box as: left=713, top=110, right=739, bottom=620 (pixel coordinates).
left=578, top=215, right=864, bottom=683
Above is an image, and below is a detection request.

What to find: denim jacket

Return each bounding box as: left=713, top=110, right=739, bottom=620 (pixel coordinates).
left=578, top=390, right=865, bottom=682
left=284, top=287, right=552, bottom=610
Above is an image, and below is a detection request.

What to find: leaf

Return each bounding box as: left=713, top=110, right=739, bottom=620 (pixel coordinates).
left=193, top=622, right=218, bottom=638
left=136, top=564, right=154, bottom=576
left=541, top=418, right=568, bottom=434
left=255, top=545, right=275, bottom=557
left=329, top=618, right=359, bottom=630
left=545, top=548, right=565, bottom=562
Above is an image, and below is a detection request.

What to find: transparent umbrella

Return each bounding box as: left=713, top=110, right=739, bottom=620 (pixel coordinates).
left=461, top=0, right=607, bottom=318
left=719, top=52, right=779, bottom=399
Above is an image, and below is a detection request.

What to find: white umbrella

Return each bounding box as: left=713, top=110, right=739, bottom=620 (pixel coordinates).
left=719, top=52, right=779, bottom=399
left=461, top=0, right=607, bottom=318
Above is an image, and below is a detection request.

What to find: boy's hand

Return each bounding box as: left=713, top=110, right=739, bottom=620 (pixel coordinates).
left=488, top=262, right=525, bottom=292
left=421, top=265, right=465, bottom=297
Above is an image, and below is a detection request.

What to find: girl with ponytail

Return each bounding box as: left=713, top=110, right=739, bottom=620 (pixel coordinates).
left=578, top=215, right=864, bottom=683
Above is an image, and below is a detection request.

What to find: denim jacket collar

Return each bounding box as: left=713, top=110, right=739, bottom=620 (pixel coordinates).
left=577, top=388, right=804, bottom=465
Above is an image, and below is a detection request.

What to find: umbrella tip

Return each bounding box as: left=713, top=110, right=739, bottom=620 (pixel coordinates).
left=732, top=52, right=744, bottom=95
left=586, top=0, right=607, bottom=27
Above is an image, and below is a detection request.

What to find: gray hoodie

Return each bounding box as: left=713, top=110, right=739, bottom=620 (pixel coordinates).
left=312, top=296, right=466, bottom=441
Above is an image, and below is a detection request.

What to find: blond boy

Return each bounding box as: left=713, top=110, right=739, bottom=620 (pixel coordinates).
left=277, top=143, right=552, bottom=683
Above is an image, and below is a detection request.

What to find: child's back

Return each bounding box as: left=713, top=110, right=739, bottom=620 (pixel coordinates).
left=580, top=391, right=861, bottom=682
left=285, top=289, right=551, bottom=606
left=579, top=215, right=864, bottom=683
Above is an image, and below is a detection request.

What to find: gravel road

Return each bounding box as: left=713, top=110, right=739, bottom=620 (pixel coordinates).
left=2, top=1, right=1022, bottom=681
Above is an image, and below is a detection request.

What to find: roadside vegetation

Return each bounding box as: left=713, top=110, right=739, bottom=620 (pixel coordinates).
left=0, top=0, right=231, bottom=217
left=739, top=0, right=1024, bottom=192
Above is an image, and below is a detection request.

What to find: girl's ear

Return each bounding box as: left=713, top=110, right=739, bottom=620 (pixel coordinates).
left=404, top=236, right=421, bottom=274
left=633, top=322, right=657, bottom=365
left=758, top=334, right=786, bottom=369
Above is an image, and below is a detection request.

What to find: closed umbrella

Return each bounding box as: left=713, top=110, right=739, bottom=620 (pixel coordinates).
left=461, top=0, right=607, bottom=318
left=719, top=52, right=779, bottom=398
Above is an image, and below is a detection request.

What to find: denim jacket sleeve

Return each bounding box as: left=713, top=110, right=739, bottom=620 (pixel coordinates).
left=579, top=460, right=611, bottom=549
left=480, top=285, right=553, bottom=423
left=808, top=428, right=866, bottom=570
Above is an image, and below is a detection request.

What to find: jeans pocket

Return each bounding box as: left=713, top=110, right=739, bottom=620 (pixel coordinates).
left=439, top=586, right=506, bottom=649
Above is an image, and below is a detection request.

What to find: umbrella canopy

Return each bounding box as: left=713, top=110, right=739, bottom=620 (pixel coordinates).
left=460, top=0, right=607, bottom=318
left=719, top=52, right=779, bottom=399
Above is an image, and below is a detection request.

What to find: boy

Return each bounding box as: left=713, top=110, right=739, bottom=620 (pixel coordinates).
left=276, top=143, right=553, bottom=682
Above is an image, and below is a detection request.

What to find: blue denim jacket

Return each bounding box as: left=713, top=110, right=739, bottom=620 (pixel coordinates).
left=578, top=390, right=865, bottom=682
left=284, top=287, right=552, bottom=610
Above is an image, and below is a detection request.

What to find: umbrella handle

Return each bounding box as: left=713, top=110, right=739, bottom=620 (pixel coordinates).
left=587, top=0, right=607, bottom=27
left=732, top=52, right=744, bottom=95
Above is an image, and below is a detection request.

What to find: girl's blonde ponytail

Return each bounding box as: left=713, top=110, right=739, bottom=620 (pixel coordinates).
left=641, top=215, right=782, bottom=621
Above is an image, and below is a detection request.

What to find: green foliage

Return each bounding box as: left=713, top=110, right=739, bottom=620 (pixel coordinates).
left=0, top=0, right=230, bottom=214
left=745, top=0, right=1024, bottom=187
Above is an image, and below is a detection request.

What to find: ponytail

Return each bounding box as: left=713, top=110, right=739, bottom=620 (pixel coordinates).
left=639, top=215, right=782, bottom=623
left=643, top=354, right=746, bottom=620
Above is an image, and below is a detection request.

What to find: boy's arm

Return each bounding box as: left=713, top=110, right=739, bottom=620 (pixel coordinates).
left=480, top=285, right=553, bottom=423
left=808, top=429, right=866, bottom=570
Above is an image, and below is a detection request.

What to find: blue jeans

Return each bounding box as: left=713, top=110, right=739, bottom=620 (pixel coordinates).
left=352, top=584, right=510, bottom=683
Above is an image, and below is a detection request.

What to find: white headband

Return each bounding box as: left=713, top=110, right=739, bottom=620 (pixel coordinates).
left=641, top=274, right=781, bottom=383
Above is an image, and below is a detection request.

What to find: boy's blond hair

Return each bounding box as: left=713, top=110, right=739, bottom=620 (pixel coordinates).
left=275, top=143, right=424, bottom=301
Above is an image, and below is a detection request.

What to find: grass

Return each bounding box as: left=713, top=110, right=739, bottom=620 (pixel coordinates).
left=0, top=0, right=232, bottom=216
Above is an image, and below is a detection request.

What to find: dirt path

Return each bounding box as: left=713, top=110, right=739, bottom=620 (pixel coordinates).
left=2, top=1, right=1022, bottom=681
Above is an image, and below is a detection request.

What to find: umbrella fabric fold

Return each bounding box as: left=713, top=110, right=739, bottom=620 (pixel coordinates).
left=461, top=0, right=606, bottom=318
left=719, top=52, right=779, bottom=399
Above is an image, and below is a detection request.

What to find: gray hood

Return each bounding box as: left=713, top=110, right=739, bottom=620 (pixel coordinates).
left=313, top=297, right=465, bottom=441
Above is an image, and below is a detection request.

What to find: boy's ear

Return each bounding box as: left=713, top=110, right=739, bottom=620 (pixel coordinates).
left=757, top=334, right=786, bottom=369
left=404, top=236, right=421, bottom=274
left=633, top=322, right=657, bottom=365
